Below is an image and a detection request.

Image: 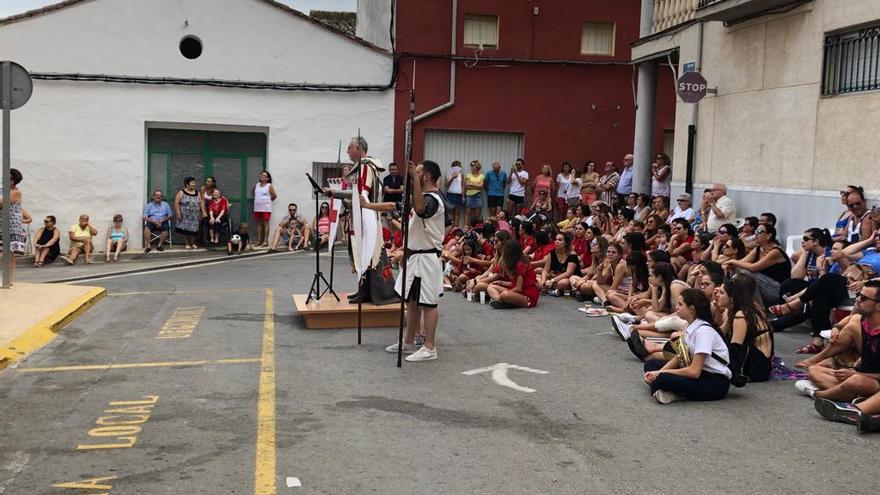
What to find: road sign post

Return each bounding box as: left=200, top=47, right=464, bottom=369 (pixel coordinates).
left=1, top=61, right=33, bottom=289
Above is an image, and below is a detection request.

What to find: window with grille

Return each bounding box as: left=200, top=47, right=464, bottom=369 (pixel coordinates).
left=822, top=24, right=880, bottom=96
left=581, top=22, right=615, bottom=56
left=463, top=14, right=499, bottom=48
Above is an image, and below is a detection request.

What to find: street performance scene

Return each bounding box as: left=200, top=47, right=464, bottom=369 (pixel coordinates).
left=1, top=0, right=880, bottom=493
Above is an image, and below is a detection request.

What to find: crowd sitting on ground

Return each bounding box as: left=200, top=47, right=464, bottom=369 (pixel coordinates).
left=4, top=155, right=880, bottom=427
left=434, top=156, right=880, bottom=429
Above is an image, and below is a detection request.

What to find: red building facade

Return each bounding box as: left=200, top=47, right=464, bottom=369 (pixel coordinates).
left=394, top=0, right=675, bottom=176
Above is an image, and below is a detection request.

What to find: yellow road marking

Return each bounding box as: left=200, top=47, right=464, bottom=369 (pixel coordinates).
left=109, top=288, right=265, bottom=297
left=156, top=306, right=205, bottom=339
left=254, top=288, right=276, bottom=495
left=18, top=358, right=261, bottom=373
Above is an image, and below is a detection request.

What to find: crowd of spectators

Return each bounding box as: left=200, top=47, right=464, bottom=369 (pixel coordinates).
left=432, top=155, right=880, bottom=430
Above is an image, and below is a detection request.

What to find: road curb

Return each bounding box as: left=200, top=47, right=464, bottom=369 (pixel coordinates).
left=44, top=250, right=270, bottom=284
left=0, top=287, right=107, bottom=371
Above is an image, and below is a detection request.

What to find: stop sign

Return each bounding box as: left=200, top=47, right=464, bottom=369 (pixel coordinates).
left=677, top=71, right=708, bottom=103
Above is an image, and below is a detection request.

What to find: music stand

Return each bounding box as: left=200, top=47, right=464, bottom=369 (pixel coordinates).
left=305, top=173, right=339, bottom=304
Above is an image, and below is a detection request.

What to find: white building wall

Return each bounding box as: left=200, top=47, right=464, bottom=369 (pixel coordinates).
left=635, top=0, right=880, bottom=240
left=0, top=0, right=393, bottom=248
left=356, top=0, right=394, bottom=51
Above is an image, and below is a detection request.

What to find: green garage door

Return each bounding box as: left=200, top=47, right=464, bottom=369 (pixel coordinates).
left=147, top=129, right=267, bottom=240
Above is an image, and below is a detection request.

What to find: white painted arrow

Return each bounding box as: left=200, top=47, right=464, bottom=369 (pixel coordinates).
left=461, top=362, right=549, bottom=393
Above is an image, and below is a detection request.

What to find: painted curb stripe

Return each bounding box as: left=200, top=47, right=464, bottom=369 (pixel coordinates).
left=0, top=287, right=106, bottom=371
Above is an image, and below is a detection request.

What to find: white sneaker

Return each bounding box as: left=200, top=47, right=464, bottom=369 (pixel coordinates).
left=819, top=329, right=832, bottom=340
left=385, top=342, right=417, bottom=354
left=652, top=390, right=682, bottom=404
left=611, top=315, right=631, bottom=341
left=795, top=379, right=819, bottom=398
left=618, top=313, right=637, bottom=324
left=405, top=346, right=438, bottom=362
left=593, top=297, right=603, bottom=305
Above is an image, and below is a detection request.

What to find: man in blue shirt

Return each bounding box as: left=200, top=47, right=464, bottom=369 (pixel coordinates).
left=484, top=161, right=507, bottom=217
left=142, top=189, right=173, bottom=252
left=616, top=153, right=634, bottom=207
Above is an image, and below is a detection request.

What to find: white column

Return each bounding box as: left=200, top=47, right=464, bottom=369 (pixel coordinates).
left=641, top=0, right=656, bottom=37
left=632, top=61, right=657, bottom=195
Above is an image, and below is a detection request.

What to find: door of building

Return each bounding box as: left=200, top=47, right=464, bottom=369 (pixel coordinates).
left=424, top=129, right=524, bottom=217
left=147, top=129, right=267, bottom=242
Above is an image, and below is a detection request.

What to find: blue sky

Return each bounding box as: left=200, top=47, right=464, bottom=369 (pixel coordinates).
left=0, top=0, right=358, bottom=17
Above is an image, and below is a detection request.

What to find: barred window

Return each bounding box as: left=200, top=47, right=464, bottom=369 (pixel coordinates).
left=822, top=24, right=880, bottom=96
left=581, top=22, right=615, bottom=56
left=463, top=14, right=498, bottom=49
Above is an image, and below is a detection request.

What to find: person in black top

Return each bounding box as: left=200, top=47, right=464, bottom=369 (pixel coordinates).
left=382, top=162, right=405, bottom=203
left=811, top=280, right=880, bottom=426
left=722, top=223, right=790, bottom=305
left=539, top=232, right=580, bottom=296
left=717, top=275, right=774, bottom=384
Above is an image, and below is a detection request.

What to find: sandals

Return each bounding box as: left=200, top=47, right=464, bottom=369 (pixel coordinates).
left=770, top=300, right=801, bottom=316
left=796, top=342, right=824, bottom=354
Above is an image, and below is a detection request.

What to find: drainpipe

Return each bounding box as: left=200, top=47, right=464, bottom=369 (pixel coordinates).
left=414, top=0, right=456, bottom=122
left=632, top=0, right=657, bottom=195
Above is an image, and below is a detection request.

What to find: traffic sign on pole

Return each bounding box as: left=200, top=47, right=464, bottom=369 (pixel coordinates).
left=677, top=71, right=708, bottom=103
left=2, top=61, right=33, bottom=289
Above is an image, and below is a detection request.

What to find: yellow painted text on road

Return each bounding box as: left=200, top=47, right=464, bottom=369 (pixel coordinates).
left=77, top=396, right=158, bottom=451
left=157, top=306, right=205, bottom=339
left=52, top=475, right=116, bottom=493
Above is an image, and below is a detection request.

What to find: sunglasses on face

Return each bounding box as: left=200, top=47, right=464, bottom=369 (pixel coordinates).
left=803, top=236, right=815, bottom=242
left=699, top=282, right=711, bottom=288
left=718, top=230, right=729, bottom=235
left=856, top=292, right=880, bottom=303
left=840, top=190, right=851, bottom=196
left=848, top=203, right=860, bottom=209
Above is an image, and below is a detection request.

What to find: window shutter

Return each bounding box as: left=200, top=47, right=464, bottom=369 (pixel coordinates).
left=581, top=22, right=615, bottom=56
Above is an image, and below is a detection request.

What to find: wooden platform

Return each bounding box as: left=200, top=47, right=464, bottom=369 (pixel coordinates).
left=293, top=293, right=402, bottom=329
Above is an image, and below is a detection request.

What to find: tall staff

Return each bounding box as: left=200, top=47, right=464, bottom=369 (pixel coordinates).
left=396, top=85, right=416, bottom=367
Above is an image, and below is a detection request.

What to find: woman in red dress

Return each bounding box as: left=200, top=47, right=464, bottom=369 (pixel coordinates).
left=486, top=239, right=540, bottom=309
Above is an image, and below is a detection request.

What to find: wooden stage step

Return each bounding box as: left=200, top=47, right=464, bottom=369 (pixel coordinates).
left=293, top=293, right=402, bottom=329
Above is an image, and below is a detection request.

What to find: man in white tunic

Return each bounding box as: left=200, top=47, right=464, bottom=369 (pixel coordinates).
left=362, top=160, right=445, bottom=362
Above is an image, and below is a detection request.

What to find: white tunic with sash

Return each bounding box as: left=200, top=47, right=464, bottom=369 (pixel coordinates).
left=395, top=191, right=445, bottom=307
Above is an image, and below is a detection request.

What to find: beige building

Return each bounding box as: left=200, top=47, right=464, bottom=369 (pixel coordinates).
left=630, top=0, right=880, bottom=239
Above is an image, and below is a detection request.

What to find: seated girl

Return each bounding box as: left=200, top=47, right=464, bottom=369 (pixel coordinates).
left=575, top=240, right=623, bottom=303
left=446, top=241, right=485, bottom=292
left=311, top=202, right=332, bottom=250
left=601, top=251, right=649, bottom=313
left=486, top=239, right=540, bottom=309
left=626, top=263, right=681, bottom=336
left=668, top=218, right=694, bottom=272
left=539, top=232, right=580, bottom=295
left=716, top=275, right=774, bottom=384
left=570, top=236, right=609, bottom=299
left=643, top=289, right=732, bottom=404
left=464, top=231, right=511, bottom=296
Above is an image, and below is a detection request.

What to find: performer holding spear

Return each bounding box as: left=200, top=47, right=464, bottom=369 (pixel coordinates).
left=361, top=160, right=445, bottom=362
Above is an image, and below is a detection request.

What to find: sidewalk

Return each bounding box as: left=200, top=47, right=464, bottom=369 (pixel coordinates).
left=0, top=282, right=106, bottom=370
left=13, top=247, right=271, bottom=284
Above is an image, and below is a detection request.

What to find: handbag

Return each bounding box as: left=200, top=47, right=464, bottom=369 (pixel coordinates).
left=369, top=247, right=400, bottom=306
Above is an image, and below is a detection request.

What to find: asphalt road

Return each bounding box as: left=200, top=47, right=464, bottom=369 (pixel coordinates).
left=0, top=251, right=875, bottom=494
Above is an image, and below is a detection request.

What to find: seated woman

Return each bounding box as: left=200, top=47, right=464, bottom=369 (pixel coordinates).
left=557, top=207, right=578, bottom=232
left=635, top=193, right=652, bottom=222
left=610, top=208, right=635, bottom=242
left=679, top=233, right=712, bottom=280
left=104, top=214, right=129, bottom=263
left=33, top=215, right=61, bottom=267
left=739, top=216, right=759, bottom=250
left=529, top=230, right=554, bottom=268
left=643, top=289, right=732, bottom=404
left=723, top=223, right=791, bottom=305
left=311, top=201, right=332, bottom=250
left=206, top=189, right=229, bottom=244
left=570, top=223, right=594, bottom=269
left=60, top=214, right=98, bottom=265
left=486, top=239, right=540, bottom=309
left=716, top=275, right=774, bottom=384
left=642, top=215, right=662, bottom=246
left=540, top=232, right=580, bottom=295
left=578, top=241, right=625, bottom=303
left=706, top=223, right=738, bottom=263
left=716, top=237, right=746, bottom=265
left=570, top=236, right=609, bottom=300
left=649, top=196, right=670, bottom=223
left=650, top=223, right=672, bottom=252
left=625, top=263, right=680, bottom=338
left=590, top=201, right=612, bottom=235
left=526, top=190, right=552, bottom=223
left=518, top=221, right=537, bottom=257
left=446, top=240, right=483, bottom=292
left=602, top=251, right=649, bottom=313
left=668, top=218, right=694, bottom=272
left=465, top=231, right=511, bottom=296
